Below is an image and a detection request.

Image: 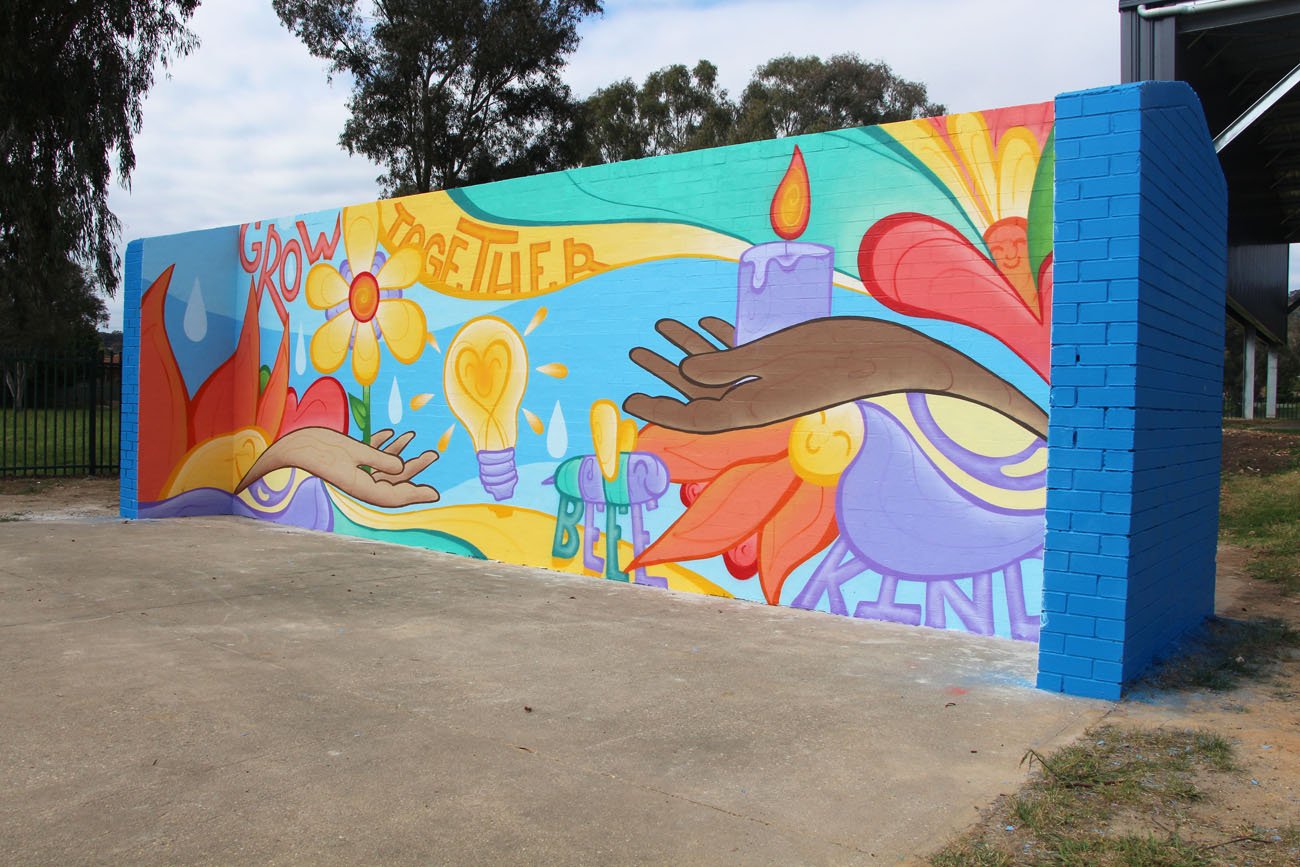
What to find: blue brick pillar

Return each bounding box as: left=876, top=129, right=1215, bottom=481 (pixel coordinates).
left=1039, top=82, right=1227, bottom=700
left=119, top=240, right=144, bottom=519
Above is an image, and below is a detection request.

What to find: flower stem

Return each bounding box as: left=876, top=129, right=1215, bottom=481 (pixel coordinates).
left=361, top=384, right=371, bottom=444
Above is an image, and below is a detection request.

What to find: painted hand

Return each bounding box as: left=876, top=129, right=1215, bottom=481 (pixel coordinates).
left=624, top=316, right=1048, bottom=439
left=235, top=427, right=441, bottom=507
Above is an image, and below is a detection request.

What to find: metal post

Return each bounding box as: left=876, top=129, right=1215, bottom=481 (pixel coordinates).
left=88, top=355, right=98, bottom=475
left=1244, top=324, right=1257, bottom=419
left=1267, top=346, right=1279, bottom=419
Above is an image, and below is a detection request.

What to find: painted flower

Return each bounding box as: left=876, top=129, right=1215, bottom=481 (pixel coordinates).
left=306, top=203, right=427, bottom=386
left=629, top=407, right=863, bottom=605
left=138, top=265, right=348, bottom=503
left=861, top=109, right=1054, bottom=379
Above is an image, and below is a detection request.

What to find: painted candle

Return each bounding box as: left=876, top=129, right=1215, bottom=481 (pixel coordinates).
left=735, top=146, right=832, bottom=344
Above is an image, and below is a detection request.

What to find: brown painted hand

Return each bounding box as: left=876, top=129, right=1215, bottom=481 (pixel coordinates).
left=235, top=427, right=441, bottom=508
left=624, top=316, right=1048, bottom=439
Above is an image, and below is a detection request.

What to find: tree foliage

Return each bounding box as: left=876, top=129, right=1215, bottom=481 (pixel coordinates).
left=0, top=0, right=199, bottom=351
left=577, top=60, right=732, bottom=164
left=733, top=53, right=944, bottom=141
left=575, top=53, right=943, bottom=167
left=273, top=0, right=603, bottom=196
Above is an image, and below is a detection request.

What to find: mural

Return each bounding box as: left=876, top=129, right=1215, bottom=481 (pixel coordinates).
left=130, top=102, right=1054, bottom=641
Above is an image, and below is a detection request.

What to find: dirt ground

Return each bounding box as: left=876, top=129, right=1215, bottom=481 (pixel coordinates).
left=0, top=476, right=119, bottom=521
left=1106, top=555, right=1300, bottom=856
left=1221, top=427, right=1300, bottom=475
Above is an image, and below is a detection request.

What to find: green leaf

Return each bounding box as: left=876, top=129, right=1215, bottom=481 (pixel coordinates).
left=258, top=364, right=272, bottom=395
left=349, top=392, right=369, bottom=432
left=1027, top=129, right=1055, bottom=280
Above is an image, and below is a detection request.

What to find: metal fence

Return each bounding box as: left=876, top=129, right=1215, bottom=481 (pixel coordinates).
left=0, top=352, right=121, bottom=477
left=1223, top=395, right=1300, bottom=420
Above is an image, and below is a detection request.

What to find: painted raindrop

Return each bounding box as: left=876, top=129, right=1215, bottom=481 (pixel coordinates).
left=294, top=323, right=307, bottom=375
left=546, top=400, right=568, bottom=459
left=183, top=278, right=207, bottom=342
left=388, top=377, right=403, bottom=425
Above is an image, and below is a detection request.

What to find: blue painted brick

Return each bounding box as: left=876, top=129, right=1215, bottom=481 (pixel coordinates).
left=1037, top=672, right=1066, bottom=692
left=1094, top=618, right=1126, bottom=640
left=1068, top=595, right=1127, bottom=619
left=1039, top=651, right=1097, bottom=678
left=1041, top=612, right=1096, bottom=637
left=1061, top=677, right=1122, bottom=701
left=1092, top=660, right=1124, bottom=683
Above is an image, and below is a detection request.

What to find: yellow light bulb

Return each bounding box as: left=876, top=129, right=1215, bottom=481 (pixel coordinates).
left=443, top=316, right=529, bottom=500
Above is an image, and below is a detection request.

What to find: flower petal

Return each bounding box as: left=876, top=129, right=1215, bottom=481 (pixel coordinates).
left=343, top=203, right=380, bottom=277
left=757, top=482, right=840, bottom=605
left=636, top=421, right=794, bottom=483
left=352, top=321, right=380, bottom=386
left=138, top=265, right=190, bottom=501
left=629, top=457, right=801, bottom=570
left=858, top=212, right=1050, bottom=380
left=376, top=298, right=427, bottom=364
left=281, top=377, right=349, bottom=436
left=375, top=245, right=423, bottom=290
left=305, top=263, right=349, bottom=310
left=310, top=312, right=355, bottom=375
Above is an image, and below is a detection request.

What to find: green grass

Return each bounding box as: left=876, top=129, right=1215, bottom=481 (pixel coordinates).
left=0, top=407, right=119, bottom=475
left=1220, top=466, right=1300, bottom=594
left=931, top=726, right=1241, bottom=867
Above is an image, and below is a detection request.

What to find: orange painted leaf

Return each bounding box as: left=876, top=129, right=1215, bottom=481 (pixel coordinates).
left=757, top=482, right=840, bottom=605
left=630, top=457, right=801, bottom=570
left=636, top=422, right=794, bottom=482
left=137, top=266, right=190, bottom=502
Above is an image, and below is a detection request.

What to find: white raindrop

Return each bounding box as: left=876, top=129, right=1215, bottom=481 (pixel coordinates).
left=388, top=377, right=403, bottom=426
left=182, top=277, right=207, bottom=342
left=294, top=323, right=307, bottom=375
left=546, top=400, right=568, bottom=459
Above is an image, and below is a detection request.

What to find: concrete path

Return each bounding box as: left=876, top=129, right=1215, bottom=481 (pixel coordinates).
left=0, top=516, right=1105, bottom=865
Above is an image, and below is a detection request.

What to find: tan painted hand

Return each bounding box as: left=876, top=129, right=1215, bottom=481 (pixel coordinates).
left=624, top=316, right=1048, bottom=439
left=235, top=427, right=441, bottom=508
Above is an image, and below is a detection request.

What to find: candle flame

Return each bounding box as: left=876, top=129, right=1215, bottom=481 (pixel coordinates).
left=770, top=146, right=811, bottom=240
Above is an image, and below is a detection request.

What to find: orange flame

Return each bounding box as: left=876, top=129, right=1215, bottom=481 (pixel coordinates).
left=770, top=146, right=811, bottom=240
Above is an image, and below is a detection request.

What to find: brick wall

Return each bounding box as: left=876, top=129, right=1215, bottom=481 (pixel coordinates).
left=119, top=239, right=143, bottom=519
left=1040, top=81, right=1228, bottom=699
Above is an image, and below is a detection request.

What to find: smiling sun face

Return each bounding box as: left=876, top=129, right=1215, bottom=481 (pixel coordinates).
left=983, top=216, right=1036, bottom=309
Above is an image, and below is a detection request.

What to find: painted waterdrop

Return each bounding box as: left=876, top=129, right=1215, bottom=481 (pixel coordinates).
left=546, top=401, right=568, bottom=459
left=294, top=323, right=307, bottom=375
left=387, top=377, right=403, bottom=425
left=182, top=277, right=207, bottom=342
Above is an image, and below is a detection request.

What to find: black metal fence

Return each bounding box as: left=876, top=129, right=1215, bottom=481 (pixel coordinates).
left=1223, top=395, right=1300, bottom=420
left=0, top=353, right=121, bottom=477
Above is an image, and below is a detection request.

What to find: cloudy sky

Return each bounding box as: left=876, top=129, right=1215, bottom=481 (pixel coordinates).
left=106, top=0, right=1127, bottom=328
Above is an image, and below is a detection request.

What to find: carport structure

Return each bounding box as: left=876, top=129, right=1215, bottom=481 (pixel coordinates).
left=1121, top=0, right=1300, bottom=417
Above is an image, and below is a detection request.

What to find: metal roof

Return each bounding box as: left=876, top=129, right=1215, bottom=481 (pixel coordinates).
left=1121, top=0, right=1300, bottom=341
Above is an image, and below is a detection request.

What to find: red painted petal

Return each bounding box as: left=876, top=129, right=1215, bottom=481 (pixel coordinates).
left=630, top=458, right=801, bottom=570
left=280, top=378, right=349, bottom=436
left=757, top=482, right=840, bottom=605
left=138, top=266, right=190, bottom=502
left=723, top=535, right=758, bottom=580
left=637, top=422, right=794, bottom=483
left=189, top=284, right=263, bottom=442
left=858, top=213, right=1050, bottom=380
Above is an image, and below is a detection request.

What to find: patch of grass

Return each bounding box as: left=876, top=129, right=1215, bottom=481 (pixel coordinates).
left=0, top=512, right=27, bottom=522
left=1144, top=617, right=1300, bottom=692
left=930, top=725, right=1242, bottom=866
left=0, top=406, right=119, bottom=475
left=1220, top=467, right=1300, bottom=594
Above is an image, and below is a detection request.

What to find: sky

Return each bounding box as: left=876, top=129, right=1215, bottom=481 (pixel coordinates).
left=105, top=0, right=1129, bottom=329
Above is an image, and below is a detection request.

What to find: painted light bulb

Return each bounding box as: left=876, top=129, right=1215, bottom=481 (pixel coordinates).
left=443, top=316, right=529, bottom=500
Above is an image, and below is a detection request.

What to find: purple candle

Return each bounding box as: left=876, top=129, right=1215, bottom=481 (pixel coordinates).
left=735, top=241, right=833, bottom=345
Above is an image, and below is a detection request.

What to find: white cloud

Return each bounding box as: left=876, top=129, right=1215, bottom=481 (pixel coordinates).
left=106, top=0, right=1125, bottom=329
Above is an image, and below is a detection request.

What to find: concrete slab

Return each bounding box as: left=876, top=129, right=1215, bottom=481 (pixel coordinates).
left=0, top=516, right=1106, bottom=864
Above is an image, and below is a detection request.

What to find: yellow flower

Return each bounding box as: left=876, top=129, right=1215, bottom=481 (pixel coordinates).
left=306, top=202, right=427, bottom=386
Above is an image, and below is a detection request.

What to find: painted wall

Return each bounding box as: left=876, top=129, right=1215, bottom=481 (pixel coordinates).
left=122, top=103, right=1055, bottom=643
left=1040, top=81, right=1227, bottom=699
